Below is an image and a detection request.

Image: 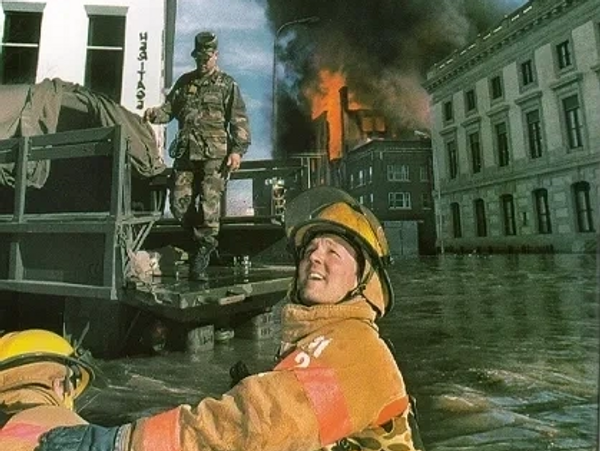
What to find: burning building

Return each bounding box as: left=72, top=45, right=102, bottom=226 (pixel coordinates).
left=266, top=0, right=525, bottom=254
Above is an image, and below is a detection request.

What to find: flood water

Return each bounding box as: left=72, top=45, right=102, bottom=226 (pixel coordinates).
left=80, top=254, right=599, bottom=450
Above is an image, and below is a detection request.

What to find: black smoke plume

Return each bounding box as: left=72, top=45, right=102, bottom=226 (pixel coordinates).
left=264, top=0, right=526, bottom=155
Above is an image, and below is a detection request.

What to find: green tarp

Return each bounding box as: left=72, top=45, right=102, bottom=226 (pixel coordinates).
left=0, top=78, right=166, bottom=188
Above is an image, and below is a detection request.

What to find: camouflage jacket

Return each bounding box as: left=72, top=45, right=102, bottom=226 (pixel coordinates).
left=151, top=67, right=251, bottom=160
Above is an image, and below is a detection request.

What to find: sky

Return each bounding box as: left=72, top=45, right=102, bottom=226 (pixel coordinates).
left=171, top=0, right=274, bottom=161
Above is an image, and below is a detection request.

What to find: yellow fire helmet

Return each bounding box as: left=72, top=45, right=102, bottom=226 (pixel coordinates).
left=286, top=186, right=394, bottom=316
left=0, top=329, right=95, bottom=400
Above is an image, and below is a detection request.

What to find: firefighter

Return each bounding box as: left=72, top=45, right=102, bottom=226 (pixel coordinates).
left=0, top=329, right=96, bottom=451
left=36, top=186, right=424, bottom=451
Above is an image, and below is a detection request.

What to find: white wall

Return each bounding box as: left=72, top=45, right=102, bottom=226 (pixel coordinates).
left=0, top=0, right=168, bottom=114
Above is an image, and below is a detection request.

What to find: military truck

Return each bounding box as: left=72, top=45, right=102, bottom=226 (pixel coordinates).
left=0, top=79, right=300, bottom=356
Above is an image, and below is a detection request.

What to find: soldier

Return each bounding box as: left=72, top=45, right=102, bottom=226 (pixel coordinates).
left=144, top=31, right=251, bottom=281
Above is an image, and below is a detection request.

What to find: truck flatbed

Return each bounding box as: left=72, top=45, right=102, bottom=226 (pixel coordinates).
left=124, top=264, right=294, bottom=322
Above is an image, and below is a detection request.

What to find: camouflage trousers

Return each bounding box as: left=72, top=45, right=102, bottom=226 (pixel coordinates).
left=169, top=158, right=227, bottom=245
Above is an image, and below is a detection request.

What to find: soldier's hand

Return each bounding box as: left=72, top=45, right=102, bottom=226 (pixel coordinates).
left=227, top=153, right=242, bottom=172
left=143, top=108, right=157, bottom=123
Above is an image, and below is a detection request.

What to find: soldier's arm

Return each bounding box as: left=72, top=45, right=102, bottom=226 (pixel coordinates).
left=144, top=77, right=183, bottom=124
left=225, top=80, right=251, bottom=156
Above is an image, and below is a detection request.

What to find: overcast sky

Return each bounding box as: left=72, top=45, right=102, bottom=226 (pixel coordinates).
left=172, top=0, right=274, bottom=161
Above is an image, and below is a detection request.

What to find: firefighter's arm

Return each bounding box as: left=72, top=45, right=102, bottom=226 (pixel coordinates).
left=128, top=369, right=324, bottom=451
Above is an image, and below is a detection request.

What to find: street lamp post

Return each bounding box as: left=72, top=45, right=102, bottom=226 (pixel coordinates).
left=271, top=16, right=319, bottom=158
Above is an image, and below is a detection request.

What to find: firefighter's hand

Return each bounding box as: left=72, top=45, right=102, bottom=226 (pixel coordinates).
left=36, top=424, right=128, bottom=451
left=227, top=153, right=242, bottom=172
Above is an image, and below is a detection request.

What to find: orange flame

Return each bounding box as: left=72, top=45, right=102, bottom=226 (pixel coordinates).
left=305, top=70, right=370, bottom=160
left=304, top=70, right=342, bottom=160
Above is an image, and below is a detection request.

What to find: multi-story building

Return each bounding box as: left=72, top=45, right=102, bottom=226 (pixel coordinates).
left=342, top=139, right=436, bottom=255
left=333, top=86, right=436, bottom=255
left=425, top=0, right=599, bottom=254
left=0, top=0, right=176, bottom=117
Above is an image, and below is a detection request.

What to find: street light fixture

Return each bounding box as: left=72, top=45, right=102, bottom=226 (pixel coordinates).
left=271, top=16, right=319, bottom=158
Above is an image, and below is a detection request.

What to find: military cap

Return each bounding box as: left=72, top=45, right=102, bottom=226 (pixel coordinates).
left=191, top=31, right=218, bottom=56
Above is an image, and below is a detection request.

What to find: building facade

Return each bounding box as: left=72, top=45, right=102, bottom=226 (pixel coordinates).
left=0, top=0, right=176, bottom=117
left=425, top=0, right=599, bottom=254
left=341, top=139, right=437, bottom=256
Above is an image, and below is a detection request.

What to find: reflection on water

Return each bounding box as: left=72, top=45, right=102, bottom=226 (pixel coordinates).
left=382, top=254, right=598, bottom=450
left=81, top=254, right=599, bottom=450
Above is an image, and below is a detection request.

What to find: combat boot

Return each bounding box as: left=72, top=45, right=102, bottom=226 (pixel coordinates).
left=189, top=241, right=216, bottom=281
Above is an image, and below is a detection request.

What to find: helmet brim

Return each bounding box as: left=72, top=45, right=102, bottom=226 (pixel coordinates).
left=289, top=216, right=395, bottom=316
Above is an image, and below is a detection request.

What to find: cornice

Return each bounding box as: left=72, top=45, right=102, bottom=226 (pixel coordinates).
left=515, top=89, right=543, bottom=106
left=424, top=0, right=591, bottom=93
left=461, top=115, right=482, bottom=128
left=486, top=104, right=511, bottom=118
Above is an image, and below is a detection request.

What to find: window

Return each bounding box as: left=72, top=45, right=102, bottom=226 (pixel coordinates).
left=562, top=95, right=584, bottom=149
left=443, top=100, right=454, bottom=123
left=349, top=173, right=355, bottom=188
left=533, top=189, right=552, bottom=234
left=447, top=140, right=458, bottom=179
left=474, top=199, right=487, bottom=237
left=86, top=14, right=126, bottom=102
left=495, top=122, right=510, bottom=167
left=573, top=182, right=595, bottom=232
left=520, top=60, right=535, bottom=86
left=1, top=11, right=43, bottom=84
left=465, top=89, right=477, bottom=112
left=468, top=131, right=482, bottom=174
left=556, top=40, right=572, bottom=70
left=490, top=75, right=503, bottom=100
left=450, top=202, right=462, bottom=238
left=357, top=169, right=365, bottom=186
left=388, top=192, right=412, bottom=210
left=387, top=164, right=410, bottom=182
left=526, top=109, right=543, bottom=158
left=419, top=166, right=430, bottom=182
left=367, top=166, right=373, bottom=184
left=358, top=193, right=373, bottom=208
left=501, top=194, right=517, bottom=236
left=421, top=193, right=432, bottom=209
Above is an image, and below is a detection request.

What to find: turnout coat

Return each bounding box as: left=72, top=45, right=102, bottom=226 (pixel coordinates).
left=124, top=298, right=423, bottom=451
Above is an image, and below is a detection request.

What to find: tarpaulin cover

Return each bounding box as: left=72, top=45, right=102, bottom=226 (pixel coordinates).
left=0, top=78, right=166, bottom=188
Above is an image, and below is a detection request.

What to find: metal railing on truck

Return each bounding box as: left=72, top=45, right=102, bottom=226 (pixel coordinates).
left=0, top=125, right=158, bottom=300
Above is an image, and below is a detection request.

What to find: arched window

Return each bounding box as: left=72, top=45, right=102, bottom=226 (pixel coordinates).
left=474, top=199, right=487, bottom=237
left=533, top=189, right=552, bottom=234
left=572, top=182, right=595, bottom=232
left=450, top=202, right=462, bottom=238
left=500, top=194, right=516, bottom=236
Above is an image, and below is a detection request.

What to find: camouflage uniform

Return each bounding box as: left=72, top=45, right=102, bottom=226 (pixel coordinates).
left=150, top=65, right=251, bottom=247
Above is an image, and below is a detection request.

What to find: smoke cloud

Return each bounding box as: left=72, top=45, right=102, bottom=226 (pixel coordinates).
left=264, top=0, right=526, bottom=155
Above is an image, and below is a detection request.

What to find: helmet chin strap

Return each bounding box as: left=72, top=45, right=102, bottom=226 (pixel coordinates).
left=339, top=264, right=376, bottom=308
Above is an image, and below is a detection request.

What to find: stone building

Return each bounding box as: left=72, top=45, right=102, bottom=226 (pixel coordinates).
left=424, top=0, right=599, bottom=253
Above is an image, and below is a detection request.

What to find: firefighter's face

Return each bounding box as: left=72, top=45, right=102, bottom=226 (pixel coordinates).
left=195, top=50, right=218, bottom=74
left=297, top=234, right=359, bottom=306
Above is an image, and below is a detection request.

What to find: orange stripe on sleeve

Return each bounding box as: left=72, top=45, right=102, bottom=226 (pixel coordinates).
left=138, top=408, right=182, bottom=451
left=293, top=366, right=353, bottom=446
left=0, top=422, right=47, bottom=442
left=373, top=396, right=409, bottom=426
